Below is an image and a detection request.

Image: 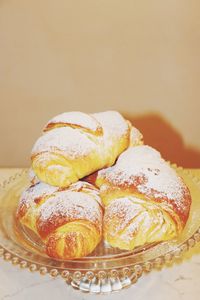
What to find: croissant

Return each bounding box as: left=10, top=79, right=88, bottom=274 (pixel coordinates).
left=93, top=145, right=192, bottom=250
left=29, top=168, right=39, bottom=185
left=16, top=181, right=103, bottom=259
left=31, top=111, right=143, bottom=187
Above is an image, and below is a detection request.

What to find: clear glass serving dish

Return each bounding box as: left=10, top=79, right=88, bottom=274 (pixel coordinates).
left=0, top=166, right=200, bottom=294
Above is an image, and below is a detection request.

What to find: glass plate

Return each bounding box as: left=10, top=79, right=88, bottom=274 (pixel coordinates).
left=0, top=166, right=200, bottom=294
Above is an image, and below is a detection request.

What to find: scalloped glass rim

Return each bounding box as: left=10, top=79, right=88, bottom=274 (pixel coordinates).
left=0, top=166, right=200, bottom=293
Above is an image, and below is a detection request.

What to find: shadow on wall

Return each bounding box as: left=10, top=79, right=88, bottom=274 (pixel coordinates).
left=124, top=113, right=200, bottom=168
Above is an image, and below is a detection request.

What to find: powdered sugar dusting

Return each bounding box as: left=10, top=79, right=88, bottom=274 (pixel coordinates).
left=99, top=146, right=185, bottom=201
left=98, top=145, right=191, bottom=222
left=69, top=181, right=103, bottom=207
left=31, top=111, right=132, bottom=177
left=29, top=168, right=39, bottom=185
left=17, top=181, right=103, bottom=226
left=44, top=111, right=102, bottom=134
left=39, top=190, right=102, bottom=225
left=93, top=111, right=129, bottom=138
left=104, top=196, right=177, bottom=247
left=32, top=111, right=130, bottom=161
left=31, top=127, right=96, bottom=159
left=18, top=182, right=58, bottom=210
left=104, top=197, right=143, bottom=233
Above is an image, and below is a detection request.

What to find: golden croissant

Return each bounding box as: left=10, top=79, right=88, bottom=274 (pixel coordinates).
left=16, top=181, right=103, bottom=259
left=31, top=111, right=143, bottom=187
left=91, top=145, right=192, bottom=250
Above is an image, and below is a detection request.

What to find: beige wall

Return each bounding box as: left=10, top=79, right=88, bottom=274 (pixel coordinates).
left=0, top=0, right=200, bottom=167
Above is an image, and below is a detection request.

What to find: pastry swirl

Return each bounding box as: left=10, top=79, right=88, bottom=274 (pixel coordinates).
left=31, top=111, right=142, bottom=187
left=16, top=181, right=103, bottom=259
left=94, top=145, right=192, bottom=250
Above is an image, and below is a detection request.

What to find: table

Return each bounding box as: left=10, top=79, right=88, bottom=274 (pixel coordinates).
left=0, top=168, right=200, bottom=300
